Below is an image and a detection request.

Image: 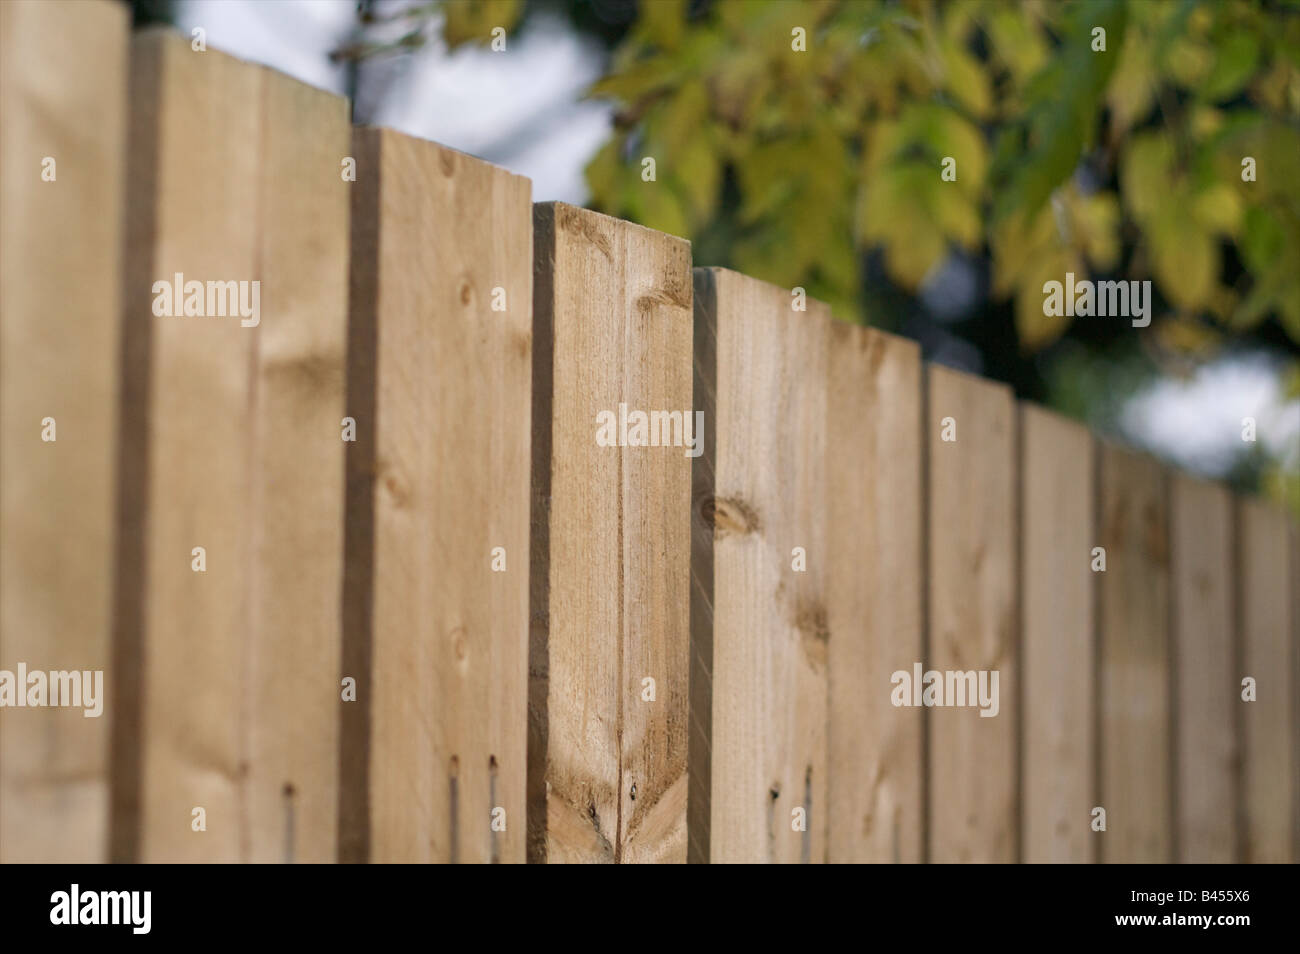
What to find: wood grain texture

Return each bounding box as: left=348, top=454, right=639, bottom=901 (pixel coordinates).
left=694, top=268, right=828, bottom=864
left=113, top=30, right=262, bottom=863
left=1237, top=499, right=1294, bottom=863
left=342, top=128, right=532, bottom=863
left=926, top=364, right=1016, bottom=863
left=1097, top=445, right=1172, bottom=863
left=1171, top=474, right=1238, bottom=863
left=0, top=0, right=127, bottom=863
left=244, top=68, right=350, bottom=864
left=529, top=203, right=691, bottom=864
left=825, top=323, right=922, bottom=863
left=113, top=34, right=350, bottom=863
left=1019, top=405, right=1094, bottom=863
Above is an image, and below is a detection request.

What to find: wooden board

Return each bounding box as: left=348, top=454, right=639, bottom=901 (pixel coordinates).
left=342, top=129, right=532, bottom=863
left=926, top=364, right=1016, bottom=862
left=1170, top=474, right=1238, bottom=863
left=0, top=0, right=127, bottom=863
left=1019, top=405, right=1094, bottom=863
left=244, top=68, right=351, bottom=864
left=529, top=203, right=692, bottom=863
left=1237, top=499, right=1294, bottom=863
left=113, top=30, right=262, bottom=862
left=1096, top=445, right=1172, bottom=863
left=694, top=267, right=828, bottom=864
left=825, top=323, right=922, bottom=863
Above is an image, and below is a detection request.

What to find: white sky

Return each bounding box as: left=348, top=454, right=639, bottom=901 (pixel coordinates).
left=177, top=0, right=611, bottom=202
left=175, top=0, right=1300, bottom=481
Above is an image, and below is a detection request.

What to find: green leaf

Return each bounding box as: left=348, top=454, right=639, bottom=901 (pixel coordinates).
left=1202, top=29, right=1260, bottom=101
left=1148, top=210, right=1216, bottom=311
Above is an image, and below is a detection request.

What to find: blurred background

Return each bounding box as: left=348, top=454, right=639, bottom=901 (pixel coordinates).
left=131, top=0, right=1300, bottom=510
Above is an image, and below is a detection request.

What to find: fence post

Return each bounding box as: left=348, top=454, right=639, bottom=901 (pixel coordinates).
left=691, top=267, right=829, bottom=863
left=0, top=0, right=128, bottom=863
left=530, top=203, right=692, bottom=863
left=826, top=324, right=923, bottom=863
left=1019, top=405, right=1095, bottom=862
left=926, top=364, right=1016, bottom=862
left=341, top=129, right=533, bottom=863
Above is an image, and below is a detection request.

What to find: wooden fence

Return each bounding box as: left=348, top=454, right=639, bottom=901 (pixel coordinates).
left=0, top=1, right=1296, bottom=864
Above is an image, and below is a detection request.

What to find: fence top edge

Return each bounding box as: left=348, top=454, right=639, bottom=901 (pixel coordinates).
left=827, top=319, right=920, bottom=361
left=353, top=124, right=532, bottom=187
left=696, top=266, right=832, bottom=322
left=536, top=200, right=692, bottom=252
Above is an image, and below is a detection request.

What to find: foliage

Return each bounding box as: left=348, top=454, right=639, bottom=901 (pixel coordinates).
left=580, top=0, right=1300, bottom=357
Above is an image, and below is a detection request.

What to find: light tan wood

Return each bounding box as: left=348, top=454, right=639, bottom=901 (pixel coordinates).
left=0, top=0, right=127, bottom=863
left=825, top=323, right=922, bottom=863
left=1019, top=405, right=1094, bottom=862
left=342, top=129, right=532, bottom=863
left=114, top=30, right=263, bottom=862
left=926, top=364, right=1016, bottom=862
left=1237, top=499, right=1294, bottom=863
left=1171, top=473, right=1238, bottom=863
left=693, top=267, right=828, bottom=864
left=1097, top=445, right=1172, bottom=862
left=244, top=68, right=350, bottom=863
left=530, top=203, right=692, bottom=863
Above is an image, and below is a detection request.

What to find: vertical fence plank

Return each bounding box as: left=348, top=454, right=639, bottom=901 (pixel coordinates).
left=342, top=129, right=532, bottom=863
left=1237, top=499, right=1294, bottom=863
left=113, top=30, right=262, bottom=863
left=1020, top=405, right=1094, bottom=862
left=1097, top=445, right=1172, bottom=862
left=926, top=365, right=1016, bottom=862
left=115, top=33, right=350, bottom=863
left=826, top=324, right=922, bottom=863
left=1171, top=474, right=1238, bottom=863
left=245, top=69, right=351, bottom=864
left=529, top=203, right=692, bottom=863
left=0, top=0, right=127, bottom=863
left=692, top=268, right=828, bottom=864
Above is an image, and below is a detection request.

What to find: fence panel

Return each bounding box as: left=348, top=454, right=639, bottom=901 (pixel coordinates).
left=1020, top=405, right=1095, bottom=863
left=341, top=129, right=532, bottom=863
left=693, top=268, right=829, bottom=864
left=826, top=324, right=923, bottom=863
left=1238, top=499, right=1294, bottom=862
left=113, top=31, right=350, bottom=862
left=245, top=65, right=351, bottom=864
left=529, top=203, right=692, bottom=863
left=1171, top=474, right=1238, bottom=863
left=1097, top=445, right=1173, bottom=863
left=3, top=12, right=1298, bottom=867
left=0, top=0, right=127, bottom=863
left=926, top=365, right=1016, bottom=862
left=113, top=30, right=263, bottom=863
